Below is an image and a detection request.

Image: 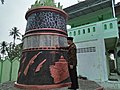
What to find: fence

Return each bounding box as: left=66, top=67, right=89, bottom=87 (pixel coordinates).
left=0, top=57, right=20, bottom=83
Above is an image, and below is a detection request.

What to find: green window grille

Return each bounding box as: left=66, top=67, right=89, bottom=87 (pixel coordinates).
left=88, top=28, right=90, bottom=33
left=83, top=29, right=85, bottom=34
left=93, top=27, right=96, bottom=32
left=110, top=23, right=113, bottom=29
left=74, top=31, right=76, bottom=36
left=78, top=30, right=80, bottom=35
left=104, top=24, right=107, bottom=30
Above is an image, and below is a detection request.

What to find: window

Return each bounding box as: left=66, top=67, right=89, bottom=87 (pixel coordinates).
left=110, top=23, right=113, bottom=29
left=74, top=31, right=76, bottom=36
left=93, top=27, right=96, bottom=32
left=77, top=47, right=96, bottom=53
left=69, top=32, right=72, bottom=36
left=83, top=29, right=85, bottom=34
left=104, top=24, right=107, bottom=30
left=88, top=28, right=90, bottom=33
left=78, top=30, right=80, bottom=35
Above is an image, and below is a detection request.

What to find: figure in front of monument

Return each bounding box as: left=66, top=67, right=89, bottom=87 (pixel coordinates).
left=67, top=37, right=79, bottom=90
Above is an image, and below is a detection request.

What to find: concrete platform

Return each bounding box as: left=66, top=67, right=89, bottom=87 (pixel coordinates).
left=0, top=79, right=101, bottom=90
left=0, top=79, right=119, bottom=90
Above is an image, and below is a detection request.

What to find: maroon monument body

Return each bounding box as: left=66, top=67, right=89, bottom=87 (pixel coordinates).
left=15, top=6, right=71, bottom=89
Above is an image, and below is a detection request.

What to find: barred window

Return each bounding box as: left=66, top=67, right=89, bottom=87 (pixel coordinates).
left=88, top=28, right=90, bottom=33
left=104, top=24, right=107, bottom=30
left=93, top=27, right=96, bottom=32
left=78, top=30, right=80, bottom=35
left=69, top=32, right=72, bottom=36
left=83, top=29, right=85, bottom=34
left=74, top=31, right=76, bottom=36
left=77, top=47, right=96, bottom=53
left=110, top=23, right=113, bottom=29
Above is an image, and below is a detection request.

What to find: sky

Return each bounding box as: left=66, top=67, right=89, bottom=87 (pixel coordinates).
left=0, top=0, right=119, bottom=44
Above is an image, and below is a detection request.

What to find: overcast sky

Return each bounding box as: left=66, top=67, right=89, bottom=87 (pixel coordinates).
left=0, top=0, right=119, bottom=44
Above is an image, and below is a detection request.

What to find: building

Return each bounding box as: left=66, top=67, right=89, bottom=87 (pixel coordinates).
left=64, top=0, right=120, bottom=89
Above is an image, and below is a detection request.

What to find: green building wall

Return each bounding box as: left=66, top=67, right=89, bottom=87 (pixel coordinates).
left=68, top=18, right=119, bottom=43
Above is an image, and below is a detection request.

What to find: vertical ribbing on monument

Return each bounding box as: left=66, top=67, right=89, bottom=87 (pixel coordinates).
left=15, top=5, right=71, bottom=90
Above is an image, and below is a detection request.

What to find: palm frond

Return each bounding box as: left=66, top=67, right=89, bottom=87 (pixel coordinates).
left=9, top=27, right=22, bottom=46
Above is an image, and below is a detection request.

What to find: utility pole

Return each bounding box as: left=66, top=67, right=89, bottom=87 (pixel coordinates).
left=112, top=0, right=116, bottom=18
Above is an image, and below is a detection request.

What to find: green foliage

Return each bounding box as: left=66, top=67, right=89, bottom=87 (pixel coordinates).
left=31, top=0, right=63, bottom=9
left=1, top=0, right=4, bottom=4
left=0, top=41, right=7, bottom=58
left=9, top=27, right=21, bottom=48
left=5, top=42, right=22, bottom=60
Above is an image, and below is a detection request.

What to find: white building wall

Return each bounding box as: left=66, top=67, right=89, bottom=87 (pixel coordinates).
left=76, top=39, right=108, bottom=81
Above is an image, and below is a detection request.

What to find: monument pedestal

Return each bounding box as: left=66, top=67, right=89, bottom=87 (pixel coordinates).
left=15, top=6, right=71, bottom=89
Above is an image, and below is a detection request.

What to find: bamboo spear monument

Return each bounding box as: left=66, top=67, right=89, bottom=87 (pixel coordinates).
left=15, top=0, right=71, bottom=89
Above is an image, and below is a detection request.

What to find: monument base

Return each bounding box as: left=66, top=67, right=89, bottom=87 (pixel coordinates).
left=14, top=82, right=71, bottom=90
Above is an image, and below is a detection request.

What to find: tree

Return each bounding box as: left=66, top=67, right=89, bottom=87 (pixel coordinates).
left=0, top=41, right=7, bottom=58
left=1, top=0, right=4, bottom=4
left=14, top=43, right=23, bottom=58
left=5, top=42, right=23, bottom=81
left=6, top=41, right=23, bottom=60
left=6, top=42, right=13, bottom=60
left=9, top=27, right=21, bottom=48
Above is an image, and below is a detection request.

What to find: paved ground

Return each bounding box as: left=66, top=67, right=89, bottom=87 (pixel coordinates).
left=0, top=79, right=119, bottom=90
